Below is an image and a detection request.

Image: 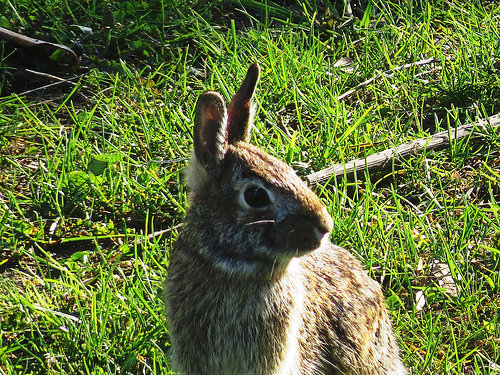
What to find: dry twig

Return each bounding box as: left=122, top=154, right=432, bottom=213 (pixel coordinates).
left=306, top=114, right=500, bottom=186
left=0, top=26, right=78, bottom=63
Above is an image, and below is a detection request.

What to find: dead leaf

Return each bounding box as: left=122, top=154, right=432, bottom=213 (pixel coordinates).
left=333, top=57, right=355, bottom=73
left=416, top=257, right=425, bottom=273
left=415, top=290, right=426, bottom=311
left=430, top=259, right=458, bottom=297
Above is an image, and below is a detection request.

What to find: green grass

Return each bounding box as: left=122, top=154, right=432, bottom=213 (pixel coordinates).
left=1, top=0, right=499, bottom=374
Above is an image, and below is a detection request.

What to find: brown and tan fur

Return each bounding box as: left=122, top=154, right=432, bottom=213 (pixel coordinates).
left=165, top=64, right=406, bottom=375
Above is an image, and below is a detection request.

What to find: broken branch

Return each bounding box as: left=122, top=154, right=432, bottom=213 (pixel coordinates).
left=0, top=26, right=78, bottom=64
left=305, top=114, right=500, bottom=186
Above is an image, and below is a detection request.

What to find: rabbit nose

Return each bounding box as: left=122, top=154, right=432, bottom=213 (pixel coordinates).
left=312, top=227, right=329, bottom=244
left=304, top=207, right=333, bottom=247
left=317, top=207, right=333, bottom=235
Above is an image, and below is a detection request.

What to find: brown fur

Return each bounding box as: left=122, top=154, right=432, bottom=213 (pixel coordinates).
left=165, top=64, right=406, bottom=375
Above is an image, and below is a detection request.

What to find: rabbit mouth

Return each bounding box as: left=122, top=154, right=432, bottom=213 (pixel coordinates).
left=266, top=216, right=329, bottom=257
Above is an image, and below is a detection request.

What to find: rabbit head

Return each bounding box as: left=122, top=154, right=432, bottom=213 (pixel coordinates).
left=185, top=64, right=333, bottom=278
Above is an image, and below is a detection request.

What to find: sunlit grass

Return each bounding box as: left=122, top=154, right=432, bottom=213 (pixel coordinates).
left=1, top=0, right=499, bottom=374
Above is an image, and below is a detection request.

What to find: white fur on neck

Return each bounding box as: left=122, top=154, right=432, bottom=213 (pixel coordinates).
left=273, top=257, right=306, bottom=375
left=186, top=151, right=208, bottom=194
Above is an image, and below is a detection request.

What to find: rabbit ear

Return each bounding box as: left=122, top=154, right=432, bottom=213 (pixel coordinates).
left=192, top=64, right=260, bottom=168
left=193, top=91, right=228, bottom=168
left=227, top=63, right=260, bottom=144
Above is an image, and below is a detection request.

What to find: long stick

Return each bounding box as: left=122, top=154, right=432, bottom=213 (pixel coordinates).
left=0, top=26, right=78, bottom=63
left=305, top=114, right=500, bottom=186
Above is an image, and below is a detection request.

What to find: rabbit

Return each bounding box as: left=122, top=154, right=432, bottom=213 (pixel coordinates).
left=165, top=63, right=407, bottom=375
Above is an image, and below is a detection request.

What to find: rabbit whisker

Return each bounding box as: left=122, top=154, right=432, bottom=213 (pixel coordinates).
left=245, top=219, right=276, bottom=226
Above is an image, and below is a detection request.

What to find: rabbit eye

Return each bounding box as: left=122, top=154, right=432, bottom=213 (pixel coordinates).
left=243, top=186, right=271, bottom=208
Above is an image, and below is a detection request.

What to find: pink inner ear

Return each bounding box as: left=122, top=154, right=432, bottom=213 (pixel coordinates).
left=205, top=103, right=225, bottom=123
left=227, top=98, right=250, bottom=131
left=193, top=91, right=229, bottom=167
left=226, top=64, right=259, bottom=143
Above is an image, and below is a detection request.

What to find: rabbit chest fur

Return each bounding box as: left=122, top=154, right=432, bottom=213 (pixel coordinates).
left=166, top=239, right=404, bottom=375
left=165, top=64, right=406, bottom=375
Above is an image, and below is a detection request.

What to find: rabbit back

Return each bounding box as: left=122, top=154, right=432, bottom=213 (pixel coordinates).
left=300, top=244, right=407, bottom=374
